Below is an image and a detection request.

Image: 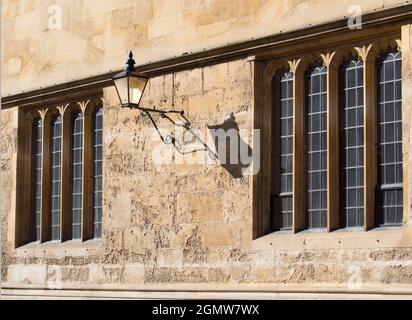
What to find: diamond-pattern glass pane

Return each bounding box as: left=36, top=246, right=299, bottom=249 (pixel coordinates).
left=32, top=119, right=42, bottom=241
left=51, top=116, right=62, bottom=240
left=339, top=59, right=364, bottom=228
left=93, top=109, right=103, bottom=238
left=306, top=66, right=327, bottom=229
left=377, top=51, right=403, bottom=226
left=72, top=112, right=83, bottom=239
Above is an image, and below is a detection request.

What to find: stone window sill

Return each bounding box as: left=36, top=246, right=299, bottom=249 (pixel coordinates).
left=252, top=224, right=412, bottom=250
left=13, top=239, right=102, bottom=257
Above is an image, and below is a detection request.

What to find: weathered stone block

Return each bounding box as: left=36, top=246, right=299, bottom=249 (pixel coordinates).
left=207, top=267, right=230, bottom=283
left=148, top=75, right=166, bottom=98
left=145, top=267, right=174, bottom=283
left=199, top=222, right=239, bottom=247
left=203, top=63, right=229, bottom=91
left=61, top=266, right=90, bottom=282
left=174, top=68, right=203, bottom=96
left=224, top=191, right=249, bottom=222
left=169, top=224, right=202, bottom=249
left=106, top=193, right=131, bottom=228
left=88, top=263, right=104, bottom=284
left=205, top=248, right=230, bottom=265
left=381, top=265, right=412, bottom=284
left=229, top=264, right=252, bottom=283
left=174, top=267, right=207, bottom=283
left=8, top=264, right=47, bottom=285
left=130, top=195, right=175, bottom=227
left=253, top=266, right=275, bottom=283
left=370, top=249, right=412, bottom=261
left=187, top=89, right=224, bottom=120
left=183, top=248, right=209, bottom=264
left=176, top=192, right=224, bottom=223
left=105, top=154, right=124, bottom=177
left=124, top=263, right=145, bottom=283
left=103, top=265, right=125, bottom=283
left=228, top=59, right=252, bottom=85
left=158, top=249, right=184, bottom=267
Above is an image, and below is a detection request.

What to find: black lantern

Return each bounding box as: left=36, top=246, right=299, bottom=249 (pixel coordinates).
left=113, top=51, right=148, bottom=108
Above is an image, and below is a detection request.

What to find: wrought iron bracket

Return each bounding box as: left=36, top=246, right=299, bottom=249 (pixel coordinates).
left=123, top=104, right=191, bottom=149
left=122, top=104, right=218, bottom=161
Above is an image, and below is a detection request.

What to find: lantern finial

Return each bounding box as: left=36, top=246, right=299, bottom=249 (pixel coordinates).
left=125, top=50, right=136, bottom=73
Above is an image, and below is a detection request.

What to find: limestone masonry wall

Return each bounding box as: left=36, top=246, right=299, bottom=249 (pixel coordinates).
left=2, top=56, right=412, bottom=290
left=1, top=0, right=409, bottom=95
left=3, top=0, right=412, bottom=294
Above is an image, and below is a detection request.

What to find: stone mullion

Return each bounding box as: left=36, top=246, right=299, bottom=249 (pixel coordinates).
left=289, top=59, right=306, bottom=233
left=40, top=109, right=52, bottom=242
left=82, top=102, right=94, bottom=241
left=322, top=52, right=340, bottom=231
left=356, top=44, right=376, bottom=230
left=61, top=105, right=72, bottom=241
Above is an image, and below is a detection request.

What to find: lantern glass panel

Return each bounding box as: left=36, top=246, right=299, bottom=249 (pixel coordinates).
left=114, top=76, right=129, bottom=105
left=129, top=76, right=147, bottom=106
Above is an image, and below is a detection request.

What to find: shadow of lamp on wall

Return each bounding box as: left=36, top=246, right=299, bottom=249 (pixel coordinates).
left=207, top=113, right=253, bottom=179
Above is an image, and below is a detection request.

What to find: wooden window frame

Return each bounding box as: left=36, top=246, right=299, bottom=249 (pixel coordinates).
left=254, top=28, right=407, bottom=240
left=15, top=97, right=103, bottom=247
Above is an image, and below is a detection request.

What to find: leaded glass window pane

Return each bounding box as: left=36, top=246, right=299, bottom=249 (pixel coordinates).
left=51, top=115, right=62, bottom=240
left=272, top=71, right=293, bottom=230
left=306, top=66, right=327, bottom=229
left=339, top=59, right=364, bottom=228
left=93, top=109, right=103, bottom=238
left=72, top=112, right=83, bottom=239
left=32, top=119, right=42, bottom=241
left=377, top=51, right=403, bottom=226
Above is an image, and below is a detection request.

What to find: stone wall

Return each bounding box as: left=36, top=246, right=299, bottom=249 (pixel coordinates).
left=101, top=59, right=254, bottom=286
left=2, top=56, right=412, bottom=293
left=1, top=0, right=409, bottom=96
left=1, top=108, right=18, bottom=283
left=3, top=0, right=412, bottom=297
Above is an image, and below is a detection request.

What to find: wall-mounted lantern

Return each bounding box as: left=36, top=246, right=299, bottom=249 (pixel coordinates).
left=112, top=51, right=190, bottom=146
left=113, top=51, right=148, bottom=108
